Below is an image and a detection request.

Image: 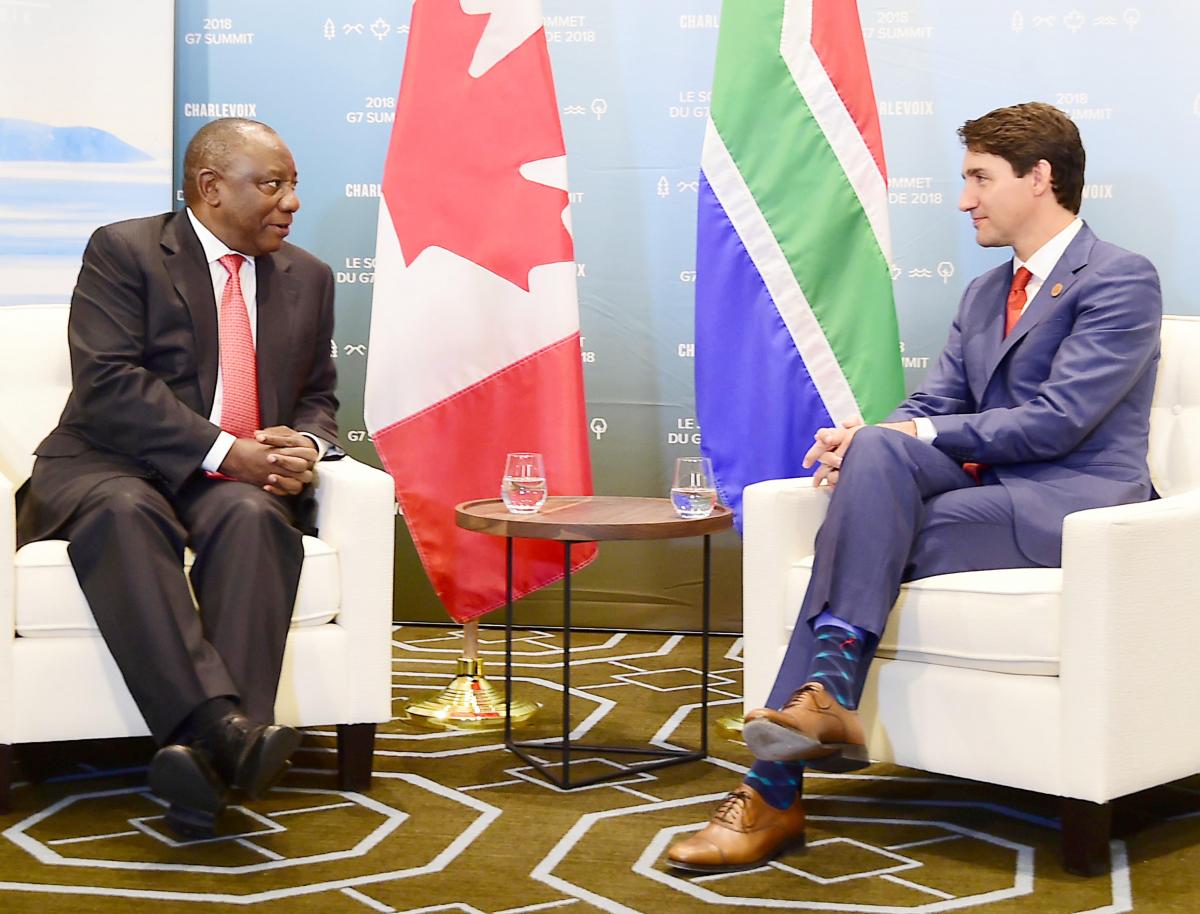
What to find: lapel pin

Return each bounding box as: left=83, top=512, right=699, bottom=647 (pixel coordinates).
left=1051, top=282, right=1064, bottom=297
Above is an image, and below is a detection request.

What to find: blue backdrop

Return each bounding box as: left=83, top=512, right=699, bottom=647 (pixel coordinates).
left=171, top=1, right=1200, bottom=628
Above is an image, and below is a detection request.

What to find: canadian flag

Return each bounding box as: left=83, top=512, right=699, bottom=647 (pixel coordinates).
left=364, top=0, right=596, bottom=623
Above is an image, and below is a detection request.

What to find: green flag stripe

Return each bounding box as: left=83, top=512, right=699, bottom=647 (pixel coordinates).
left=710, top=1, right=903, bottom=421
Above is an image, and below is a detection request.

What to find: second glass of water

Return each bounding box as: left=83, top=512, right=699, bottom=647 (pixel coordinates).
left=671, top=456, right=717, bottom=519
left=501, top=452, right=547, bottom=514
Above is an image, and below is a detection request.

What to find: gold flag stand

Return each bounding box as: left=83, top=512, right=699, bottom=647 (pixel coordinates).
left=404, top=620, right=540, bottom=731
left=717, top=714, right=745, bottom=741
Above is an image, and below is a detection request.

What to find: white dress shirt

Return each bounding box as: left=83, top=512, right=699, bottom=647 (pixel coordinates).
left=186, top=209, right=325, bottom=472
left=912, top=217, right=1084, bottom=443
left=1012, top=216, right=1083, bottom=313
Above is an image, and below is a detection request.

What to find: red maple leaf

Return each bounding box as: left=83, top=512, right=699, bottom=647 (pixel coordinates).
left=383, top=3, right=573, bottom=292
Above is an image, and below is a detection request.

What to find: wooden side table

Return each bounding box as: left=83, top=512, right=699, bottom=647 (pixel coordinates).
left=456, top=495, right=733, bottom=789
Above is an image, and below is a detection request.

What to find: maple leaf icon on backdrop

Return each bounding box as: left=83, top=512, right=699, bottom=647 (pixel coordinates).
left=384, top=1, right=573, bottom=292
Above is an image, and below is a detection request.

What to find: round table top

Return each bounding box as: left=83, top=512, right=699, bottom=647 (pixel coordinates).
left=455, top=495, right=734, bottom=542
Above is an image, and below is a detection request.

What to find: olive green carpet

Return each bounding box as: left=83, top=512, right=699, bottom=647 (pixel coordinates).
left=2, top=626, right=1198, bottom=912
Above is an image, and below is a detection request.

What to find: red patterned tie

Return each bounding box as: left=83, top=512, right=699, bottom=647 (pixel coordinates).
left=1004, top=266, right=1033, bottom=337
left=217, top=254, right=260, bottom=439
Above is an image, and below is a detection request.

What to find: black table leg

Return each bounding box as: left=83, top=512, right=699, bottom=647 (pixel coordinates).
left=561, top=541, right=573, bottom=788
left=505, top=537, right=514, bottom=748
left=702, top=533, right=711, bottom=758
left=505, top=535, right=713, bottom=789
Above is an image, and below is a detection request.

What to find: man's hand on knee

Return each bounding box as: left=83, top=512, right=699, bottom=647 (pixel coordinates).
left=803, top=418, right=865, bottom=488
left=802, top=419, right=919, bottom=489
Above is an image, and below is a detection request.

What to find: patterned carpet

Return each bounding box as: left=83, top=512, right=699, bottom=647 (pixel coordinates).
left=2, top=626, right=1199, bottom=913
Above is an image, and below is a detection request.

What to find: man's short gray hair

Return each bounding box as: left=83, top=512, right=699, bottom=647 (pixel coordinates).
left=181, top=118, right=276, bottom=205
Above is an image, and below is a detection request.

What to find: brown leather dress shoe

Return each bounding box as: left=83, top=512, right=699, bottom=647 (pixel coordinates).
left=742, top=681, right=869, bottom=771
left=666, top=784, right=806, bottom=873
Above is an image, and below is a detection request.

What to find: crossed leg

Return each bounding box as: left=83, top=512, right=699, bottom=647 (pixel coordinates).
left=669, top=427, right=1048, bottom=872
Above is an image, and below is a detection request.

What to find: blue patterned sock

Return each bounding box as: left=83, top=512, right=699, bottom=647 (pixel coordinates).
left=807, top=616, right=866, bottom=710
left=745, top=758, right=805, bottom=810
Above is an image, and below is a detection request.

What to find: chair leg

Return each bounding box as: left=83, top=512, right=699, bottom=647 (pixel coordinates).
left=0, top=744, right=12, bottom=813
left=1061, top=797, right=1112, bottom=876
left=336, top=723, right=375, bottom=792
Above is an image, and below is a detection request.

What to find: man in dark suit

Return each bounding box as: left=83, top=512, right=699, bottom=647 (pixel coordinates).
left=669, top=102, right=1162, bottom=871
left=17, top=118, right=339, bottom=838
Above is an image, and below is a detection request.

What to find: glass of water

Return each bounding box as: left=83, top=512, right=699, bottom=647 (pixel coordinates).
left=671, top=456, right=717, bottom=519
left=501, top=452, right=548, bottom=514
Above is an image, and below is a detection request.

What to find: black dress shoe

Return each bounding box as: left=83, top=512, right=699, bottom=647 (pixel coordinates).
left=148, top=744, right=227, bottom=839
left=197, top=713, right=301, bottom=799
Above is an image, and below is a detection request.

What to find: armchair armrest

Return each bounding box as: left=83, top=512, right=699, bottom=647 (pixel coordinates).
left=742, top=477, right=831, bottom=709
left=313, top=457, right=396, bottom=723
left=1059, top=490, right=1200, bottom=799
left=314, top=456, right=395, bottom=631
left=1, top=471, right=15, bottom=741
left=314, top=457, right=395, bottom=551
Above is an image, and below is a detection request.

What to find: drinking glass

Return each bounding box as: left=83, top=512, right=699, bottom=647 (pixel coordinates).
left=501, top=452, right=548, bottom=514
left=671, top=456, right=717, bottom=519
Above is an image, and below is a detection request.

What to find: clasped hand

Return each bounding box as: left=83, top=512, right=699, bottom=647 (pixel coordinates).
left=802, top=418, right=864, bottom=488
left=219, top=425, right=318, bottom=496
left=802, top=418, right=916, bottom=488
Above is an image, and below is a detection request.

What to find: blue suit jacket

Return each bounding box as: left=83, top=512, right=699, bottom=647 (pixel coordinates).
left=888, top=223, right=1162, bottom=565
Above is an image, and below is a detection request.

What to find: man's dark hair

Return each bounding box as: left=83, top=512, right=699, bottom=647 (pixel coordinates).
left=182, top=118, right=276, bottom=205
left=958, top=102, right=1086, bottom=214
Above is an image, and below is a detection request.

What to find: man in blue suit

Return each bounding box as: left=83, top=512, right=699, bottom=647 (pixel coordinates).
left=669, top=102, right=1162, bottom=872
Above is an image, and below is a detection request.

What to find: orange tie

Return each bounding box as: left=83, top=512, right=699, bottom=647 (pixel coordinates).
left=1005, top=266, right=1033, bottom=337
left=217, top=254, right=260, bottom=439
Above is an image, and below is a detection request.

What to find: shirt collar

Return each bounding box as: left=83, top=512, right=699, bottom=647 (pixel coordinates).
left=1015, top=217, right=1082, bottom=282
left=185, top=208, right=256, bottom=267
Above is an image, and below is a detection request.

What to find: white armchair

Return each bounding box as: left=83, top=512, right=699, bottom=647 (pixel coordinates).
left=0, top=304, right=395, bottom=805
left=742, top=315, right=1200, bottom=876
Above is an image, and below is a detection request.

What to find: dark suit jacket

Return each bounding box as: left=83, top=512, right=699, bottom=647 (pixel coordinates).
left=888, top=223, right=1161, bottom=565
left=18, top=209, right=338, bottom=545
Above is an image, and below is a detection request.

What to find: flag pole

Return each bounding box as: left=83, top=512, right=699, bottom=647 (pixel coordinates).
left=463, top=616, right=479, bottom=659
left=404, top=619, right=540, bottom=731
